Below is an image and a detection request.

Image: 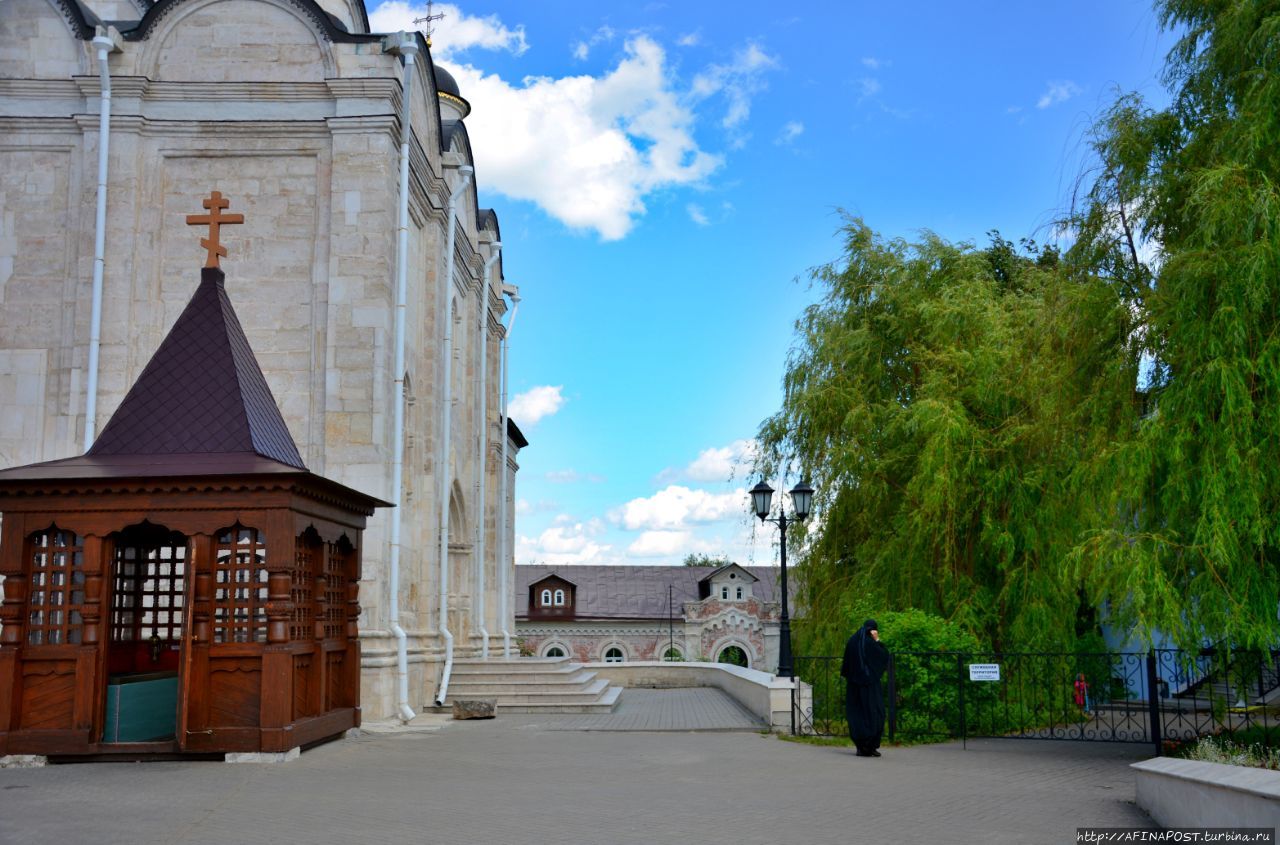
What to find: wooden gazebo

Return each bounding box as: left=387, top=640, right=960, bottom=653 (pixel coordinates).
left=0, top=199, right=388, bottom=757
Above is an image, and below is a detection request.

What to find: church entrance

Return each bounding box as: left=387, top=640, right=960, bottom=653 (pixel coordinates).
left=103, top=522, right=190, bottom=743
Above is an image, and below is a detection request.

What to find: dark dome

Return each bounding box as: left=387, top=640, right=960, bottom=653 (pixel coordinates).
left=434, top=64, right=461, bottom=98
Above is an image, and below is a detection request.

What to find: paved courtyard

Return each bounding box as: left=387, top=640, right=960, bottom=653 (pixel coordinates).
left=0, top=690, right=1154, bottom=845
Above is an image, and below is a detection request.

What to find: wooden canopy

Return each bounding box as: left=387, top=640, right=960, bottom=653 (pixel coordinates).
left=0, top=266, right=389, bottom=758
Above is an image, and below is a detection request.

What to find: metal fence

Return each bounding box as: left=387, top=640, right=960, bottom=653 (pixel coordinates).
left=792, top=648, right=1280, bottom=755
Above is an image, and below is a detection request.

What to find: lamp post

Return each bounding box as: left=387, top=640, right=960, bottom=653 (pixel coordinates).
left=751, top=479, right=813, bottom=679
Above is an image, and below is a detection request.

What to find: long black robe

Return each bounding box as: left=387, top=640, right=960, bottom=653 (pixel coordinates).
left=841, top=621, right=889, bottom=752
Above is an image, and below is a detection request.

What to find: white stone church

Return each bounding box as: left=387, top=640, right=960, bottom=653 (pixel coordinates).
left=0, top=0, right=524, bottom=721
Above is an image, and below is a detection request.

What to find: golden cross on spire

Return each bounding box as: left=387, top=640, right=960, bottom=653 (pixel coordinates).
left=186, top=190, right=244, bottom=269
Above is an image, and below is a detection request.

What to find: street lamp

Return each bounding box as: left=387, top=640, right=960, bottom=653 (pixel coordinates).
left=751, top=479, right=813, bottom=679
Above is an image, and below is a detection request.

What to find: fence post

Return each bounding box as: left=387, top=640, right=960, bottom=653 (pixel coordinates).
left=957, top=653, right=967, bottom=749
left=887, top=652, right=897, bottom=743
left=1146, top=650, right=1162, bottom=757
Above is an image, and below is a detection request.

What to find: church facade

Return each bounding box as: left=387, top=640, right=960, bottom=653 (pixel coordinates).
left=0, top=0, right=521, bottom=721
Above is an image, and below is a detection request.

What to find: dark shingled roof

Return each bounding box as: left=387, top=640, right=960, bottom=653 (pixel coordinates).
left=516, top=564, right=780, bottom=620
left=88, top=267, right=305, bottom=469
left=507, top=418, right=527, bottom=449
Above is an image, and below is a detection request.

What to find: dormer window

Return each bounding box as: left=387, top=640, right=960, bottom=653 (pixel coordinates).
left=553, top=589, right=565, bottom=606
left=541, top=588, right=552, bottom=606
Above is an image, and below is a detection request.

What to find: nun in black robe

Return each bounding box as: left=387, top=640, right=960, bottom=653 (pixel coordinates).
left=841, top=619, right=889, bottom=756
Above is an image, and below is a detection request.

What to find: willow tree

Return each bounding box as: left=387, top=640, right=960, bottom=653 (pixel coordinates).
left=1068, top=0, right=1280, bottom=649
left=759, top=223, right=1139, bottom=654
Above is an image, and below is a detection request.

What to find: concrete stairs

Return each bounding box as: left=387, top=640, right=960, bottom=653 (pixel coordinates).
left=441, top=656, right=623, bottom=714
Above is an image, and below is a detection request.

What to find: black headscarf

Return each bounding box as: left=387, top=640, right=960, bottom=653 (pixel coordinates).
left=841, top=619, right=885, bottom=685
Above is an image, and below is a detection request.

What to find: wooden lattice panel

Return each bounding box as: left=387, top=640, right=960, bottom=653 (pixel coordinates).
left=290, top=537, right=318, bottom=642
left=26, top=528, right=86, bottom=646
left=321, top=541, right=349, bottom=641
left=212, top=526, right=268, bottom=644
left=111, top=539, right=186, bottom=643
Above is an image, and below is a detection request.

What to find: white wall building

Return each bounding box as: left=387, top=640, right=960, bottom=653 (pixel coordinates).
left=0, top=0, right=524, bottom=720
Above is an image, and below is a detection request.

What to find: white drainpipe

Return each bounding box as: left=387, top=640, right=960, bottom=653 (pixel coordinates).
left=498, top=283, right=520, bottom=658
left=434, top=163, right=473, bottom=706
left=386, top=32, right=418, bottom=724
left=83, top=32, right=116, bottom=451
left=474, top=244, right=501, bottom=659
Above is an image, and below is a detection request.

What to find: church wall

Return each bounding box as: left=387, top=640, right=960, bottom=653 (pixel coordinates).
left=0, top=0, right=85, bottom=79
left=0, top=0, right=519, bottom=721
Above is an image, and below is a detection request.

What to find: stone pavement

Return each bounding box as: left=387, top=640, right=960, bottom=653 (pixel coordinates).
left=536, top=687, right=766, bottom=732
left=0, top=693, right=1153, bottom=845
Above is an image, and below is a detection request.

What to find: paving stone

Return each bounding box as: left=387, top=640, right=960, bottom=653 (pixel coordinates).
left=0, top=690, right=1153, bottom=844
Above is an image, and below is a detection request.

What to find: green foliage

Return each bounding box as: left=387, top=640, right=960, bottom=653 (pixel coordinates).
left=1066, top=0, right=1280, bottom=649
left=682, top=553, right=730, bottom=567
left=765, top=0, right=1280, bottom=652
left=764, top=221, right=1135, bottom=651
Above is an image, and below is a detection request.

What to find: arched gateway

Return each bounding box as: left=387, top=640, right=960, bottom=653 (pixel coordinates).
left=0, top=194, right=389, bottom=758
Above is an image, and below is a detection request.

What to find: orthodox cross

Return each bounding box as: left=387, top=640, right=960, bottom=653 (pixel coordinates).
left=413, top=0, right=445, bottom=46
left=186, top=190, right=244, bottom=268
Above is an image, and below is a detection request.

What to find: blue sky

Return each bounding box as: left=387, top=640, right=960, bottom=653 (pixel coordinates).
left=369, top=0, right=1178, bottom=567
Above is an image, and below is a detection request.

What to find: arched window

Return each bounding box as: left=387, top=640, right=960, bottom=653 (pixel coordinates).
left=213, top=525, right=268, bottom=644
left=540, top=588, right=552, bottom=606
left=735, top=586, right=743, bottom=600
left=720, top=586, right=729, bottom=600
left=662, top=647, right=683, bottom=662
left=545, top=645, right=565, bottom=658
left=717, top=645, right=749, bottom=668
left=604, top=646, right=624, bottom=663
left=553, top=588, right=565, bottom=606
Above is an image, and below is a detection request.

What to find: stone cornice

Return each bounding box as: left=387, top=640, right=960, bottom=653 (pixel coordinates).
left=0, top=79, right=82, bottom=98
left=72, top=75, right=149, bottom=99
left=69, top=114, right=331, bottom=138
left=325, top=77, right=401, bottom=104
left=326, top=114, right=398, bottom=135
left=0, top=117, right=83, bottom=135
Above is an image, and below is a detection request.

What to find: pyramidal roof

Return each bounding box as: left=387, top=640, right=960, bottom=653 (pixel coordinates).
left=87, top=267, right=305, bottom=469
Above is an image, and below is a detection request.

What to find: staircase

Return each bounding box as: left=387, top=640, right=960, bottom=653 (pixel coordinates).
left=441, top=656, right=623, bottom=714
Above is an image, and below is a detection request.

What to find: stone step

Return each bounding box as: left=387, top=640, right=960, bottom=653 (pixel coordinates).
left=445, top=672, right=599, bottom=695
left=483, top=686, right=623, bottom=714
left=447, top=667, right=594, bottom=684
left=446, top=678, right=611, bottom=705
left=450, top=657, right=574, bottom=673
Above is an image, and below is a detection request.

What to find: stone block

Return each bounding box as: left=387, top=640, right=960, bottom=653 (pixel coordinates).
left=225, top=747, right=301, bottom=764
left=0, top=755, right=47, bottom=768
left=452, top=698, right=497, bottom=720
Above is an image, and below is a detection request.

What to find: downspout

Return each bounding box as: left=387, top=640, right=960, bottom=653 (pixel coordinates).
left=386, top=32, right=418, bottom=723
left=498, top=283, right=520, bottom=658
left=83, top=32, right=117, bottom=451
left=433, top=163, right=473, bottom=706
left=475, top=244, right=501, bottom=659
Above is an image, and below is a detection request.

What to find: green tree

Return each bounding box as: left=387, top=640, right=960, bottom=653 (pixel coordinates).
left=1067, top=0, right=1280, bottom=649
left=682, top=553, right=730, bottom=567
left=760, top=222, right=1138, bottom=652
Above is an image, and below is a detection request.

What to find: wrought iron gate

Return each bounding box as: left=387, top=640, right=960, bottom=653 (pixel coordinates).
left=792, top=648, right=1280, bottom=755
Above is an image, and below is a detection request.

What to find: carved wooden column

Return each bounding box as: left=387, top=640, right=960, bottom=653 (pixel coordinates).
left=0, top=513, right=28, bottom=747
left=259, top=512, right=294, bottom=751
left=73, top=534, right=105, bottom=733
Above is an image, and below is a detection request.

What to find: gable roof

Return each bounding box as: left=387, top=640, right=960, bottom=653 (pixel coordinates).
left=88, top=267, right=305, bottom=468
left=698, top=563, right=759, bottom=584
left=516, top=564, right=780, bottom=620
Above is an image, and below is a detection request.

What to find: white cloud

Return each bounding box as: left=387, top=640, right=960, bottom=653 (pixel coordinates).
left=509, top=385, right=565, bottom=426
left=858, top=77, right=881, bottom=99
left=627, top=529, right=697, bottom=557
left=610, top=485, right=747, bottom=531
left=775, top=120, right=804, bottom=145
left=516, top=516, right=614, bottom=566
left=572, top=25, right=616, bottom=60
left=676, top=31, right=701, bottom=47
left=657, top=438, right=757, bottom=485
left=686, top=203, right=709, bottom=226
left=368, top=2, right=527, bottom=59
left=447, top=36, right=723, bottom=239
left=861, top=56, right=882, bottom=70
left=1036, top=80, right=1081, bottom=109
left=690, top=41, right=779, bottom=143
